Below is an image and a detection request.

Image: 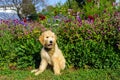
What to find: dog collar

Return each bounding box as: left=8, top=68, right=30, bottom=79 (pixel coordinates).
left=44, top=47, right=52, bottom=52
left=44, top=47, right=55, bottom=56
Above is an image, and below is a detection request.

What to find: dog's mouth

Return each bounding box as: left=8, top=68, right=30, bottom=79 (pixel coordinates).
left=45, top=43, right=54, bottom=49
left=48, top=43, right=53, bottom=46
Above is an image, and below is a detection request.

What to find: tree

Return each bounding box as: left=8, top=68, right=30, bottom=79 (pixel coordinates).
left=75, top=0, right=85, bottom=7
left=12, top=0, right=23, bottom=19
left=0, top=0, right=46, bottom=20
left=68, top=0, right=72, bottom=8
left=21, top=0, right=36, bottom=17
left=66, top=0, right=85, bottom=9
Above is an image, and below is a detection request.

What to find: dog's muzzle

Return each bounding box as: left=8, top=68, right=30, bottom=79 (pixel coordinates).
left=44, top=40, right=54, bottom=49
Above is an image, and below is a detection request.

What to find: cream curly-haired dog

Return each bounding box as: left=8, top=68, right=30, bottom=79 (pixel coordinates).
left=31, top=30, right=66, bottom=75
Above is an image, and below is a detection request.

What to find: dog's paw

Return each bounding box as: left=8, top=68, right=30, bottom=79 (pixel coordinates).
left=54, top=72, right=61, bottom=75
left=35, top=71, right=42, bottom=76
left=31, top=69, right=38, bottom=73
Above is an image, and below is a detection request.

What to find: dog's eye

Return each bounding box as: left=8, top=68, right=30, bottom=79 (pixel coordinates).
left=46, top=36, right=49, bottom=38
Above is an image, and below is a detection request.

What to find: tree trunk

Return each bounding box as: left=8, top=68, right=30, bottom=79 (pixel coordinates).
left=17, top=9, right=22, bottom=20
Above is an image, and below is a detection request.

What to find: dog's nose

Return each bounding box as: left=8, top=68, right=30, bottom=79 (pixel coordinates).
left=50, top=41, right=53, bottom=43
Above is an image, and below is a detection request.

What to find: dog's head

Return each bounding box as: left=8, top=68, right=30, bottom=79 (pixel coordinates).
left=39, top=30, right=57, bottom=49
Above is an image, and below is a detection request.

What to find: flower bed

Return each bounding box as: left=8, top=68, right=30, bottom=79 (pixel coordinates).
left=0, top=1, right=120, bottom=70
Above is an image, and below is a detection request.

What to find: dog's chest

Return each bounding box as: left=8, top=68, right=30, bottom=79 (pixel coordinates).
left=45, top=51, right=53, bottom=65
left=43, top=48, right=55, bottom=64
left=47, top=48, right=55, bottom=57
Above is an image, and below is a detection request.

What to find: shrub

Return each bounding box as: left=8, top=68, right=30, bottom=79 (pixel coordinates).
left=15, top=37, right=42, bottom=69
left=56, top=10, right=120, bottom=69
left=0, top=1, right=120, bottom=70
left=0, top=28, right=16, bottom=69
left=0, top=22, right=44, bottom=70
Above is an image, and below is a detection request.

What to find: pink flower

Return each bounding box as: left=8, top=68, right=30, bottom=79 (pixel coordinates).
left=118, top=27, right=120, bottom=31
left=112, top=2, right=117, bottom=6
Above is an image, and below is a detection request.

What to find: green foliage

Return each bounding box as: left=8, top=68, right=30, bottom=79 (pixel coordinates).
left=117, top=32, right=120, bottom=50
left=21, top=0, right=36, bottom=17
left=27, top=13, right=39, bottom=21
left=0, top=0, right=120, bottom=70
left=0, top=23, right=43, bottom=70
left=82, top=0, right=114, bottom=17
left=56, top=17, right=120, bottom=69
left=75, top=0, right=85, bottom=7
left=15, top=37, right=42, bottom=69
left=0, top=29, right=16, bottom=69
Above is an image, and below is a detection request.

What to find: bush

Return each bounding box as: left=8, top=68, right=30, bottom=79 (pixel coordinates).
left=0, top=1, right=120, bottom=70
left=0, top=22, right=44, bottom=70
left=0, top=28, right=16, bottom=69
left=56, top=10, right=120, bottom=69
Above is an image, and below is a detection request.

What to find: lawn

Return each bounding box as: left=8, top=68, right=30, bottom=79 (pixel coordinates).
left=0, top=69, right=120, bottom=80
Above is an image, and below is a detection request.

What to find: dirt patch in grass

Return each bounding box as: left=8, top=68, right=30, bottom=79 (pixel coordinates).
left=0, top=75, right=14, bottom=80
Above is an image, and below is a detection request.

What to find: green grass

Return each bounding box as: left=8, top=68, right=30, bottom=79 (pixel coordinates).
left=0, top=69, right=120, bottom=80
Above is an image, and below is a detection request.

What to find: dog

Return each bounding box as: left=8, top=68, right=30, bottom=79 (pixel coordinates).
left=31, top=30, right=66, bottom=75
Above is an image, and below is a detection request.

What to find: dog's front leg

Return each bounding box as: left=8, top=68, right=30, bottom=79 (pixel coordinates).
left=52, top=58, right=61, bottom=75
left=35, top=59, right=48, bottom=76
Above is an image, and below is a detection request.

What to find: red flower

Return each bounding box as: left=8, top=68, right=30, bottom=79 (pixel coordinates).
left=103, top=9, right=107, bottom=13
left=88, top=15, right=94, bottom=23
left=64, top=19, right=71, bottom=23
left=88, top=15, right=94, bottom=20
left=23, top=18, right=27, bottom=23
left=39, top=14, right=46, bottom=20
left=87, top=0, right=91, bottom=2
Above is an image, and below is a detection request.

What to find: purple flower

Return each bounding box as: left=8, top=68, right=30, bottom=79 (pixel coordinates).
left=76, top=16, right=82, bottom=23
left=76, top=16, right=82, bottom=26
left=118, top=27, right=120, bottom=31
left=54, top=15, right=59, bottom=19
left=0, top=20, right=2, bottom=24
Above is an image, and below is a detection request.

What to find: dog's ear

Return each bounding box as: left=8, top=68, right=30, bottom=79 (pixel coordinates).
left=54, top=34, right=57, bottom=42
left=39, top=33, right=44, bottom=45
